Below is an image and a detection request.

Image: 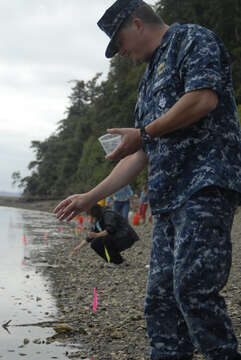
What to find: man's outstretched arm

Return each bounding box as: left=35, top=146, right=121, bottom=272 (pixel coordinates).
left=53, top=149, right=147, bottom=221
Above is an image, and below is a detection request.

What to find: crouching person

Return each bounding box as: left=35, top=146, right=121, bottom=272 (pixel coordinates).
left=72, top=204, right=139, bottom=267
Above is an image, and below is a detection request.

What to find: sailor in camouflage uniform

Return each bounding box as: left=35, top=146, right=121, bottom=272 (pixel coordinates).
left=54, top=1, right=241, bottom=359
left=133, top=19, right=241, bottom=360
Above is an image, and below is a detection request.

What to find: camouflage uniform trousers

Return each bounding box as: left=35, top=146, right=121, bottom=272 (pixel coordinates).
left=144, top=186, right=240, bottom=360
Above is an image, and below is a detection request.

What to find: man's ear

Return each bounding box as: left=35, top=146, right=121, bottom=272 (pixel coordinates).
left=133, top=18, right=145, bottom=33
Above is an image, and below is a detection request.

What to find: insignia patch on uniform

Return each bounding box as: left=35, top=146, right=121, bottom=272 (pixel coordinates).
left=159, top=95, right=166, bottom=108
left=157, top=62, right=165, bottom=71
left=157, top=62, right=165, bottom=75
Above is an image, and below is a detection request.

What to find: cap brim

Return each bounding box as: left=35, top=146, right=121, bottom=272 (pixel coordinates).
left=105, top=37, right=119, bottom=58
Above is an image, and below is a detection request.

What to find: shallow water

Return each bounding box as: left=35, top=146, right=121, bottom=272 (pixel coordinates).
left=0, top=206, right=83, bottom=359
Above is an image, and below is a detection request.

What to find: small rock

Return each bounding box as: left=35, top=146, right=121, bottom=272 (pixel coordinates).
left=54, top=323, right=73, bottom=333
left=33, top=339, right=42, bottom=344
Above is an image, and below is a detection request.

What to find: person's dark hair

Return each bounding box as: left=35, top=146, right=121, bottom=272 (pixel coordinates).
left=87, top=204, right=103, bottom=220
left=122, top=2, right=164, bottom=29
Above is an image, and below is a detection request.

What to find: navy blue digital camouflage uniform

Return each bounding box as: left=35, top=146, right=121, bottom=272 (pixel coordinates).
left=135, top=24, right=241, bottom=360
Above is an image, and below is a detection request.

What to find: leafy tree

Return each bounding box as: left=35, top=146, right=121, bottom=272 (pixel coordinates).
left=238, top=104, right=241, bottom=124
left=156, top=0, right=241, bottom=103
left=19, top=0, right=240, bottom=199
left=11, top=171, right=22, bottom=189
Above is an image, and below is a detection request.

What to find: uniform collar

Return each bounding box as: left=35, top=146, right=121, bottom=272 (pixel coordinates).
left=147, top=23, right=180, bottom=74
left=159, top=23, right=180, bottom=50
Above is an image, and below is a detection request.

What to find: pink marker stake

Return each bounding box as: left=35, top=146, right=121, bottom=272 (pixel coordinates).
left=93, top=288, right=98, bottom=311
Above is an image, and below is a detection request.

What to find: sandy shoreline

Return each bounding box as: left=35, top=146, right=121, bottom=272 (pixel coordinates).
left=1, top=197, right=241, bottom=359
left=0, top=196, right=60, bottom=213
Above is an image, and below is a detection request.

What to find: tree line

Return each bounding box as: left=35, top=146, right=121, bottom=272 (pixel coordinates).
left=13, top=0, right=241, bottom=199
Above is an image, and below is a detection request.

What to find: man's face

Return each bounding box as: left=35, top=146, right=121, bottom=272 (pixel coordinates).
left=115, top=19, right=150, bottom=64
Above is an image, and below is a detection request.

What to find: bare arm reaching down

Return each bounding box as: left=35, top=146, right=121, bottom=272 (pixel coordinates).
left=54, top=149, right=147, bottom=221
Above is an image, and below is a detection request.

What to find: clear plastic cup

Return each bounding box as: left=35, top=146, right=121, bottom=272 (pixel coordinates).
left=98, top=133, right=122, bottom=154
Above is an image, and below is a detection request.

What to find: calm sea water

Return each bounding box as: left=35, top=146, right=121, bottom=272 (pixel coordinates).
left=0, top=206, right=81, bottom=359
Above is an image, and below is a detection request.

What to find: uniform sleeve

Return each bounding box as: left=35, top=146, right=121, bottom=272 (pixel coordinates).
left=179, top=28, right=224, bottom=97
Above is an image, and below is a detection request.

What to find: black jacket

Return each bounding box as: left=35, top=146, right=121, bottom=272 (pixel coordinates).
left=94, top=207, right=139, bottom=251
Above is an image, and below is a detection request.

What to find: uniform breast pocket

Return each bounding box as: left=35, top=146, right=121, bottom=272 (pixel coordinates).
left=152, top=78, right=181, bottom=118
left=152, top=81, right=171, bottom=117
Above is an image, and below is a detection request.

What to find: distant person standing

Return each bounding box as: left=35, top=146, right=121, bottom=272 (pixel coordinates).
left=106, top=195, right=113, bottom=207
left=112, top=185, right=133, bottom=220
left=139, top=185, right=148, bottom=223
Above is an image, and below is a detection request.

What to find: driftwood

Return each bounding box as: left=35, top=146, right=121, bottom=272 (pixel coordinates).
left=2, top=320, right=12, bottom=333
left=1, top=319, right=80, bottom=334
left=5, top=320, right=59, bottom=328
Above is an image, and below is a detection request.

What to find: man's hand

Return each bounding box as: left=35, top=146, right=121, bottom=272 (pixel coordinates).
left=88, top=231, right=98, bottom=239
left=53, top=194, right=94, bottom=222
left=71, top=245, right=81, bottom=255
left=106, top=128, right=142, bottom=161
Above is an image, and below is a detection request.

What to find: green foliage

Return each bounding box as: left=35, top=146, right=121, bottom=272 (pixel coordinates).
left=73, top=136, right=114, bottom=192
left=11, top=171, right=22, bottom=188
left=156, top=0, right=241, bottom=103
left=238, top=105, right=241, bottom=124
left=18, top=0, right=241, bottom=199
left=20, top=56, right=145, bottom=199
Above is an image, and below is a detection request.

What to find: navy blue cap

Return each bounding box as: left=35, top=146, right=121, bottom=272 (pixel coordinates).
left=98, top=0, right=144, bottom=58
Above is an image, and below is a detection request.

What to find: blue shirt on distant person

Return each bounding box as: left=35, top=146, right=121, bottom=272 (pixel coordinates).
left=112, top=185, right=133, bottom=220
left=113, top=185, right=133, bottom=202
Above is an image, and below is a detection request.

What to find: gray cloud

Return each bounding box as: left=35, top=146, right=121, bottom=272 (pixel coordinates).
left=0, top=0, right=156, bottom=192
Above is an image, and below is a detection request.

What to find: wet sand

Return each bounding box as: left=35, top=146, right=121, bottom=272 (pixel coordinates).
left=1, top=197, right=241, bottom=360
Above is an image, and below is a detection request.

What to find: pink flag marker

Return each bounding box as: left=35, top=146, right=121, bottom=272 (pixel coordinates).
left=93, top=288, right=98, bottom=311
left=23, top=235, right=27, bottom=245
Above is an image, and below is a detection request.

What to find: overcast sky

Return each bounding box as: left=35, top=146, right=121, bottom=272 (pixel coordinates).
left=0, top=0, right=157, bottom=193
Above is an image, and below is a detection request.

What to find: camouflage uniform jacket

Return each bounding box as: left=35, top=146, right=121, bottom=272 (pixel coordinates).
left=135, top=23, right=241, bottom=215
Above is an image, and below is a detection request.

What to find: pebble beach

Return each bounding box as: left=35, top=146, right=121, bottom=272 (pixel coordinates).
left=1, top=197, right=241, bottom=360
